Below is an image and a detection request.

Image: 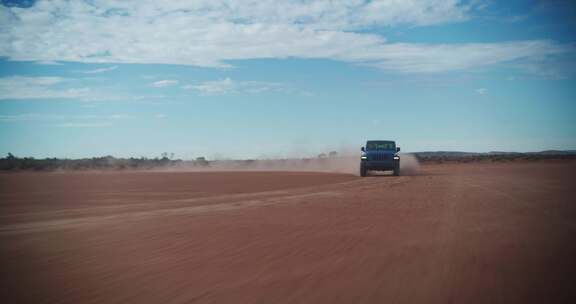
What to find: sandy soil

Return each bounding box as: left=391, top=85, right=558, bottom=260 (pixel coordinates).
left=1, top=163, right=575, bottom=303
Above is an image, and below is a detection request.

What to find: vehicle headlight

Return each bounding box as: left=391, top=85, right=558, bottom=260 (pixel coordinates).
left=361, top=156, right=368, bottom=160
left=394, top=156, right=400, bottom=160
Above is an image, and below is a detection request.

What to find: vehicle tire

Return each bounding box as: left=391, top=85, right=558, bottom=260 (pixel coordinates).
left=360, top=164, right=368, bottom=177
left=393, top=162, right=400, bottom=176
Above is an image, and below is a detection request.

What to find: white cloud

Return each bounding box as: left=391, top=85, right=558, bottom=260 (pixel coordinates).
left=0, top=76, right=90, bottom=100
left=151, top=79, right=179, bottom=88
left=57, top=122, right=113, bottom=128
left=0, top=76, right=153, bottom=102
left=1, top=76, right=62, bottom=86
left=185, top=78, right=235, bottom=95
left=35, top=60, right=62, bottom=65
left=81, top=65, right=118, bottom=74
left=512, top=57, right=576, bottom=80
left=154, top=114, right=167, bottom=119
left=0, top=0, right=571, bottom=74
left=80, top=94, right=167, bottom=102
left=0, top=112, right=136, bottom=128
left=108, top=114, right=133, bottom=120
left=475, top=88, right=487, bottom=95
left=0, top=113, right=63, bottom=122
left=0, top=113, right=134, bottom=122
left=0, top=74, right=169, bottom=102
left=185, top=78, right=287, bottom=95
left=356, top=41, right=569, bottom=73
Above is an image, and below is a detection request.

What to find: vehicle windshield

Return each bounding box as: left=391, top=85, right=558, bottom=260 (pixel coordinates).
left=366, top=141, right=395, bottom=151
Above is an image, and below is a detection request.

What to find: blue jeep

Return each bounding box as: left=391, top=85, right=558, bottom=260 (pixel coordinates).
left=360, top=140, right=400, bottom=177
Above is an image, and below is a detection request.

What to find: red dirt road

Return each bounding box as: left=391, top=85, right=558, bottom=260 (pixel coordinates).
left=1, top=163, right=576, bottom=303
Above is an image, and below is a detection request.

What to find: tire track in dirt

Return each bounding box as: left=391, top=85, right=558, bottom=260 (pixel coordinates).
left=0, top=177, right=362, bottom=221
left=0, top=176, right=408, bottom=235
left=0, top=191, right=344, bottom=235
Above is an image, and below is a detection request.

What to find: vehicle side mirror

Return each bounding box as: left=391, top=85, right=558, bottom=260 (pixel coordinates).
left=396, top=147, right=400, bottom=152
left=361, top=147, right=365, bottom=152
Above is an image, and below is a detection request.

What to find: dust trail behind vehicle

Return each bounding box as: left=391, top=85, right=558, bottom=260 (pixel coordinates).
left=167, top=153, right=419, bottom=176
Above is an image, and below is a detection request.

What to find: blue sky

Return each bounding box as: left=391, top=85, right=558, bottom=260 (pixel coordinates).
left=1, top=0, right=575, bottom=159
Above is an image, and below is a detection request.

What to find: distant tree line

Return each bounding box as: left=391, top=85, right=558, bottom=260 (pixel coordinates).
left=0, top=151, right=341, bottom=172
left=0, top=153, right=210, bottom=171
left=3, top=150, right=573, bottom=171
left=413, top=151, right=576, bottom=163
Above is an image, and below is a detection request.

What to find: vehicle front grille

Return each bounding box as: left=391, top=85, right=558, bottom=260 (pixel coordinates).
left=371, top=154, right=391, bottom=161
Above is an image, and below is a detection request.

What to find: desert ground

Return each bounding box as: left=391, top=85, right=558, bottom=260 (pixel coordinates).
left=1, top=162, right=575, bottom=303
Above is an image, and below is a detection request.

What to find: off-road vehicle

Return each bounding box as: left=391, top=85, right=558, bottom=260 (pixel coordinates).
left=360, top=140, right=400, bottom=177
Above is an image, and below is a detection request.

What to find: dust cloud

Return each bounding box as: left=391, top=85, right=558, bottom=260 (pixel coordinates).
left=399, top=153, right=420, bottom=175
left=181, top=156, right=359, bottom=174
left=171, top=153, right=420, bottom=176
